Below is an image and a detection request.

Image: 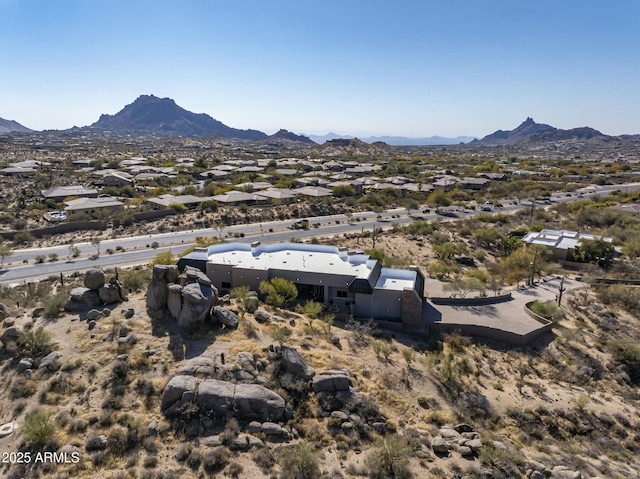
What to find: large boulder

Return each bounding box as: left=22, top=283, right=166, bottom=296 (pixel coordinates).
left=165, top=265, right=180, bottom=284
left=84, top=269, right=105, bottom=291
left=167, top=284, right=183, bottom=320
left=213, top=306, right=239, bottom=329
left=162, top=375, right=286, bottom=422
left=177, top=357, right=218, bottom=377
left=67, top=287, right=102, bottom=310
left=160, top=375, right=198, bottom=413
left=281, top=347, right=315, bottom=380
left=254, top=310, right=270, bottom=323
left=178, top=283, right=215, bottom=327
left=184, top=266, right=212, bottom=287
left=1, top=327, right=21, bottom=346
left=0, top=303, right=9, bottom=321
left=146, top=265, right=170, bottom=311
left=99, top=283, right=121, bottom=304
left=312, top=370, right=351, bottom=392
left=232, top=383, right=286, bottom=421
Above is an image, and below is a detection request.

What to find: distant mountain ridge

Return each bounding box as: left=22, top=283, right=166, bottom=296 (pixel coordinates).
left=472, top=117, right=610, bottom=146
left=0, top=117, right=32, bottom=133
left=305, top=132, right=475, bottom=146
left=86, top=95, right=267, bottom=140
left=260, top=129, right=316, bottom=144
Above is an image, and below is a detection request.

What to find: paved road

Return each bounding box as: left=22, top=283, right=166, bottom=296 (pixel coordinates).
left=2, top=182, right=639, bottom=285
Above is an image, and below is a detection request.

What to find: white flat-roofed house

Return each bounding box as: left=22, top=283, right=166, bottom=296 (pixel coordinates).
left=522, top=229, right=613, bottom=260
left=178, top=242, right=426, bottom=330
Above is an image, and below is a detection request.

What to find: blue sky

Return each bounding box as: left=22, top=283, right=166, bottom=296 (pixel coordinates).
left=1, top=0, right=638, bottom=137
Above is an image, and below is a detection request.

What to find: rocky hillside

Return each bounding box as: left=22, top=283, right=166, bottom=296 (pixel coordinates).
left=86, top=95, right=267, bottom=140
left=0, top=263, right=638, bottom=479
left=0, top=117, right=33, bottom=134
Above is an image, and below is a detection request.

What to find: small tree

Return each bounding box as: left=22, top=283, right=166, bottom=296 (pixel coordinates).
left=365, top=434, right=413, bottom=479
left=0, top=244, right=13, bottom=269
left=259, top=278, right=298, bottom=308
left=151, top=250, right=176, bottom=266
left=90, top=238, right=101, bottom=256
left=21, top=409, right=57, bottom=451
left=427, top=189, right=451, bottom=212
left=68, top=243, right=80, bottom=258
left=231, top=286, right=251, bottom=318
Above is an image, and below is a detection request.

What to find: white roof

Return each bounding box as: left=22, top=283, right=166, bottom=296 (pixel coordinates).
left=375, top=268, right=417, bottom=291
left=522, top=229, right=612, bottom=250
left=205, top=243, right=376, bottom=279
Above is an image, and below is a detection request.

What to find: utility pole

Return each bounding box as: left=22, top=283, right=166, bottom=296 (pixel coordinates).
left=557, top=276, right=566, bottom=306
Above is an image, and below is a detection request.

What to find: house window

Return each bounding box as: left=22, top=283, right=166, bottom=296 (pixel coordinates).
left=337, top=290, right=348, bottom=298
left=221, top=282, right=231, bottom=289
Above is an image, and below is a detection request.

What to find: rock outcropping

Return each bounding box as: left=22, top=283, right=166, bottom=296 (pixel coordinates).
left=146, top=265, right=218, bottom=327
left=162, top=375, right=286, bottom=422
left=66, top=270, right=127, bottom=311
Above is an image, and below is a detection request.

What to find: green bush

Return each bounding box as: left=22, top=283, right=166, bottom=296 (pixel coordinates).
left=365, top=434, right=413, bottom=479
left=21, top=409, right=57, bottom=450
left=16, top=327, right=55, bottom=359
left=608, top=339, right=640, bottom=385
left=120, top=268, right=151, bottom=291
left=259, top=277, right=298, bottom=308
left=529, top=300, right=565, bottom=322
left=42, top=288, right=69, bottom=319
left=277, top=443, right=321, bottom=479
left=151, top=250, right=176, bottom=266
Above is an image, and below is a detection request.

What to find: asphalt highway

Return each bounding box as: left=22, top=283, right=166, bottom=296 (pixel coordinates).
left=1, top=182, right=638, bottom=285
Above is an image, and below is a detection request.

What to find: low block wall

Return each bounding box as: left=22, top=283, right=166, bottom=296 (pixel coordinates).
left=429, top=293, right=512, bottom=306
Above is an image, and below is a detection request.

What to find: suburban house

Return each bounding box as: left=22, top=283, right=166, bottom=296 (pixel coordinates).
left=522, top=229, right=613, bottom=260
left=147, top=194, right=213, bottom=209
left=64, top=196, right=125, bottom=215
left=103, top=172, right=135, bottom=187
left=41, top=185, right=98, bottom=201
left=178, top=242, right=426, bottom=330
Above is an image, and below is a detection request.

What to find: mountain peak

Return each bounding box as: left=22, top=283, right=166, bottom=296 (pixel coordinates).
left=87, top=95, right=266, bottom=140
left=0, top=117, right=33, bottom=133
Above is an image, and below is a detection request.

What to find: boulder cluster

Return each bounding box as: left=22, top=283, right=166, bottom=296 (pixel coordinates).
left=147, top=264, right=240, bottom=329
left=66, top=269, right=127, bottom=311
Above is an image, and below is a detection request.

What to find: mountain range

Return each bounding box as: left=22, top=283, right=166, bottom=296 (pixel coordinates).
left=305, top=132, right=476, bottom=145
left=470, top=117, right=612, bottom=146
left=0, top=117, right=32, bottom=134
left=2, top=98, right=637, bottom=147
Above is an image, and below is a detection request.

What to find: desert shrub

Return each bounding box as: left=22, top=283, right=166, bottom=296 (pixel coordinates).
left=260, top=277, right=298, bottom=308
left=186, top=450, right=202, bottom=470
left=16, top=327, right=55, bottom=359
left=226, top=461, right=244, bottom=479
left=107, top=426, right=127, bottom=456
left=253, top=447, right=276, bottom=473
left=597, top=285, right=640, bottom=317
left=42, top=288, right=69, bottom=319
left=143, top=455, right=158, bottom=468
left=365, top=434, right=413, bottom=479
left=175, top=444, right=192, bottom=462
left=202, top=447, right=229, bottom=474
left=529, top=300, right=565, bottom=322
left=278, top=443, right=321, bottom=479
left=21, top=409, right=57, bottom=450
left=151, top=250, right=176, bottom=266
left=120, top=268, right=151, bottom=291
left=608, top=339, right=640, bottom=384
left=10, top=377, right=38, bottom=399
